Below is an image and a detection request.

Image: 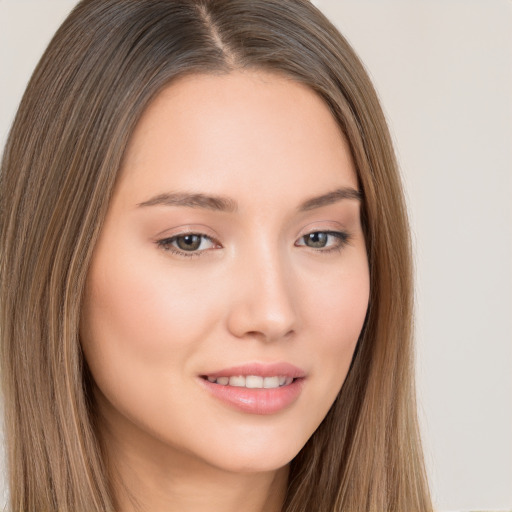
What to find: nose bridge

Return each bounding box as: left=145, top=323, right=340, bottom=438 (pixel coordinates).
left=227, top=235, right=298, bottom=342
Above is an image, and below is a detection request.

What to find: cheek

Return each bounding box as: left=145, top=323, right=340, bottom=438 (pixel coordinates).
left=304, top=254, right=369, bottom=386
left=81, top=251, right=219, bottom=368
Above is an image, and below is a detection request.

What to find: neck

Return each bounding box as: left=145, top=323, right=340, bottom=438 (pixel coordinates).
left=110, top=445, right=289, bottom=512
left=113, top=460, right=288, bottom=512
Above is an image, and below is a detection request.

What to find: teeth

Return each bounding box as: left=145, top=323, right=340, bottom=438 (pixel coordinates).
left=206, top=375, right=294, bottom=388
left=229, top=376, right=245, bottom=387
left=263, top=376, right=280, bottom=388
left=246, top=375, right=263, bottom=388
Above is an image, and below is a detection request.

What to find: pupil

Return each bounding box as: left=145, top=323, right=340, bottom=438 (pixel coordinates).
left=177, top=234, right=201, bottom=251
left=307, top=232, right=328, bottom=248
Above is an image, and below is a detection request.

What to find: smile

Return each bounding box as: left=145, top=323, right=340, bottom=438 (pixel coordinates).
left=204, top=375, right=294, bottom=388
left=199, top=363, right=306, bottom=414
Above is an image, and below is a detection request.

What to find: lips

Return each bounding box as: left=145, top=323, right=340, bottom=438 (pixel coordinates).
left=199, top=362, right=306, bottom=415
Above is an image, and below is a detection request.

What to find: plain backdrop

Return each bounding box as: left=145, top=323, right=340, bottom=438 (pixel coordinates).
left=1, top=1, right=511, bottom=510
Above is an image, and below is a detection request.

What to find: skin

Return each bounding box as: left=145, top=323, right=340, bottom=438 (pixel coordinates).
left=80, top=70, right=370, bottom=512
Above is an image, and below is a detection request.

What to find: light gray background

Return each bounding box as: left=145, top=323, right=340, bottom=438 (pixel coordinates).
left=1, top=1, right=511, bottom=510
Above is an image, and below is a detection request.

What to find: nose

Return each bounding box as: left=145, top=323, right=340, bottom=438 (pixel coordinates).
left=226, top=245, right=298, bottom=343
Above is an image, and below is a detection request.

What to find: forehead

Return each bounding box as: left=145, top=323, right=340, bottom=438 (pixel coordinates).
left=117, top=70, right=357, bottom=209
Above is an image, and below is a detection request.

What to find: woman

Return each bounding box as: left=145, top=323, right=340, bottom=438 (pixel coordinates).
left=0, top=0, right=432, bottom=511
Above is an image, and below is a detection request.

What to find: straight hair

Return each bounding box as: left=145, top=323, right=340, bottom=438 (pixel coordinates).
left=0, top=1, right=432, bottom=510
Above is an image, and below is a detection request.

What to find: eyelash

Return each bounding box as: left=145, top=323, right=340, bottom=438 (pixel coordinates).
left=156, top=230, right=351, bottom=258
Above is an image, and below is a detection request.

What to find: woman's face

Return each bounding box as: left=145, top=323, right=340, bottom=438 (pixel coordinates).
left=80, top=71, right=369, bottom=474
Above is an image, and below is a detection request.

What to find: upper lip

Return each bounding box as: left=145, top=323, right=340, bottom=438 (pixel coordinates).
left=201, top=362, right=306, bottom=379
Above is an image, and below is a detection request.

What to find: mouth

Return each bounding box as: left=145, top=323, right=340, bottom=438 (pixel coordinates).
left=198, top=363, right=306, bottom=414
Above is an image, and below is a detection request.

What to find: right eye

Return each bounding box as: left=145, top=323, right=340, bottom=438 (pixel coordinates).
left=157, top=233, right=219, bottom=257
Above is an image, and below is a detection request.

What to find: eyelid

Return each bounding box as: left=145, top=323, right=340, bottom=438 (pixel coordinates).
left=154, top=224, right=218, bottom=240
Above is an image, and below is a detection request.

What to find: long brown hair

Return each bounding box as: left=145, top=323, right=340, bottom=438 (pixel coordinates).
left=0, top=1, right=432, bottom=510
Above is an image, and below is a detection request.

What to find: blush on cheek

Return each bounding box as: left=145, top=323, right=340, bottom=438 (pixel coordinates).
left=315, top=279, right=368, bottom=374
left=312, top=277, right=369, bottom=335
left=82, top=259, right=218, bottom=370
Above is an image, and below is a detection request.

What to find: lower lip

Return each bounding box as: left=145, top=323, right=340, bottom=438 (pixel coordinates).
left=199, top=378, right=305, bottom=415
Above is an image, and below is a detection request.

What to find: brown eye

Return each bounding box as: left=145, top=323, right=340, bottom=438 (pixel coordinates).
left=176, top=234, right=202, bottom=251
left=157, top=232, right=218, bottom=257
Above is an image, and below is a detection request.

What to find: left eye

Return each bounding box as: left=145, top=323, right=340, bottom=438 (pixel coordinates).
left=296, top=231, right=349, bottom=250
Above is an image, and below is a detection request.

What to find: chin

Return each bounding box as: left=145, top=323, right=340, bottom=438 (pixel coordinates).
left=208, top=451, right=297, bottom=475
left=192, top=427, right=309, bottom=475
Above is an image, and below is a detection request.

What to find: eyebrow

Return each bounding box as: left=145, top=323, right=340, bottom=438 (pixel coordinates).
left=299, top=187, right=362, bottom=211
left=137, top=187, right=361, bottom=212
